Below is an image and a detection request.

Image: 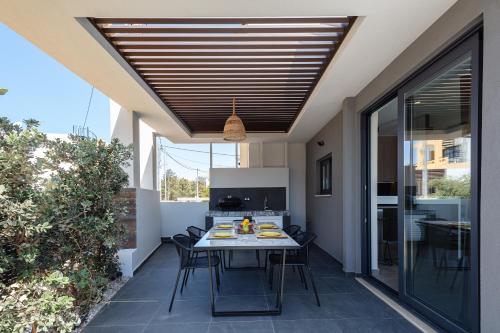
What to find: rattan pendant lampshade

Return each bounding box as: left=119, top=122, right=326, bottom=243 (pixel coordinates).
left=223, top=98, right=246, bottom=141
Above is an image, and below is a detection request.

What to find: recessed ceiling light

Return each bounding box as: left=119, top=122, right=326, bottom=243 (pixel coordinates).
left=414, top=101, right=421, bottom=105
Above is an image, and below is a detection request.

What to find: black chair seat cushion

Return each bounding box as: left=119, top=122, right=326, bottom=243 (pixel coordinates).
left=186, top=254, right=220, bottom=268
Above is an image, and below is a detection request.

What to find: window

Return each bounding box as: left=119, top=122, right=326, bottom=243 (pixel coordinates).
left=317, top=154, right=332, bottom=195
left=157, top=138, right=210, bottom=202
left=211, top=143, right=238, bottom=168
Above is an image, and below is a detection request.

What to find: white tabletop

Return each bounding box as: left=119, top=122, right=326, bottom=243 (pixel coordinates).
left=194, top=228, right=300, bottom=251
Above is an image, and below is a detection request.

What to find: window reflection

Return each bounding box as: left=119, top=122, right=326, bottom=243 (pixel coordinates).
left=404, top=55, right=472, bottom=330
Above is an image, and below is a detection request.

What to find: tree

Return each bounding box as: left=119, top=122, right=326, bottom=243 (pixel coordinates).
left=0, top=117, right=132, bottom=332
left=428, top=175, right=471, bottom=198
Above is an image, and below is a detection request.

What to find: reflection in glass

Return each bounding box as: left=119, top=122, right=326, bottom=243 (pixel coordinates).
left=404, top=55, right=472, bottom=330
left=370, top=98, right=399, bottom=290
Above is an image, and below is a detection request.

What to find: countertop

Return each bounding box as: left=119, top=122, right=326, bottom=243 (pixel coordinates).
left=206, top=210, right=289, bottom=217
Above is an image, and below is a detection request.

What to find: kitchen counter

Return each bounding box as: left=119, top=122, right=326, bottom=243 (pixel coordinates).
left=206, top=210, right=290, bottom=217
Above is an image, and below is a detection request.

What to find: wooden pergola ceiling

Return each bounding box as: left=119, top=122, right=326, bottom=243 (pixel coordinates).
left=91, top=17, right=356, bottom=133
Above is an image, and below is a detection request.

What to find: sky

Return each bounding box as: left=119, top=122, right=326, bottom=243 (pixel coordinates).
left=0, top=23, right=110, bottom=140
left=0, top=23, right=239, bottom=181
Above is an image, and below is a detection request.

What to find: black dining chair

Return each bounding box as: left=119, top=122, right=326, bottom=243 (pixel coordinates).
left=283, top=224, right=302, bottom=237
left=186, top=225, right=225, bottom=277
left=169, top=234, right=221, bottom=312
left=268, top=231, right=320, bottom=306
left=264, top=224, right=302, bottom=271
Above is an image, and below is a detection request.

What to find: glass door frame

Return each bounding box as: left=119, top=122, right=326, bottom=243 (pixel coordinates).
left=361, top=27, right=481, bottom=333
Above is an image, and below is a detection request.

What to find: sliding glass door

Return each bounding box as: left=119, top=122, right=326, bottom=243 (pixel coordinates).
left=365, top=30, right=480, bottom=333
left=398, top=33, right=479, bottom=333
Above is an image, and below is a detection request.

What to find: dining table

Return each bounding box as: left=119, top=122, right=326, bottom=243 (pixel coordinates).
left=194, top=224, right=300, bottom=317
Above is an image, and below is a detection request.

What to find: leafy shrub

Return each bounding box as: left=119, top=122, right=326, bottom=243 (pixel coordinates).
left=0, top=117, right=132, bottom=332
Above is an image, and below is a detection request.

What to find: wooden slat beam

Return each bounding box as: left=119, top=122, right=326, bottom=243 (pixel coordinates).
left=93, top=17, right=351, bottom=25
left=103, top=27, right=344, bottom=34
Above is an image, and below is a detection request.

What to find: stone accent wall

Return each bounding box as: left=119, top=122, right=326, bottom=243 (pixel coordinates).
left=118, top=188, right=136, bottom=249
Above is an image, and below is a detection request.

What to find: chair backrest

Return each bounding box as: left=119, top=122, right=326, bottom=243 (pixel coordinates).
left=283, top=224, right=301, bottom=237
left=172, top=234, right=193, bottom=269
left=293, top=231, right=317, bottom=264
left=186, top=226, right=206, bottom=243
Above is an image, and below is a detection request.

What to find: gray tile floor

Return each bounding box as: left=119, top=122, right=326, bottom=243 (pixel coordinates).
left=84, top=244, right=421, bottom=333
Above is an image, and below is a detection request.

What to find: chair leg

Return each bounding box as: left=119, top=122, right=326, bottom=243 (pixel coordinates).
left=169, top=268, right=182, bottom=312
left=268, top=263, right=274, bottom=290
left=184, top=267, right=191, bottom=287
left=256, top=250, right=261, bottom=267
left=275, top=264, right=282, bottom=308
left=180, top=268, right=188, bottom=294
left=450, top=255, right=465, bottom=289
left=299, top=266, right=308, bottom=290
left=219, top=251, right=224, bottom=273
left=305, top=266, right=320, bottom=307
left=297, top=265, right=304, bottom=283
left=264, top=250, right=268, bottom=271
left=215, top=263, right=220, bottom=292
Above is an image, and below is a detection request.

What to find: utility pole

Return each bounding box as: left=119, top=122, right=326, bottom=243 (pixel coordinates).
left=196, top=168, right=199, bottom=199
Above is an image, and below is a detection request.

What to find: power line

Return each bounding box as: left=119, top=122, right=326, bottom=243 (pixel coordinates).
left=166, top=151, right=210, bottom=168
left=165, top=152, right=207, bottom=174
left=82, top=86, right=95, bottom=128
left=160, top=144, right=236, bottom=157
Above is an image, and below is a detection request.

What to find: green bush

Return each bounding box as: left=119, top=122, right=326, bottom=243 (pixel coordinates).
left=0, top=117, right=132, bottom=332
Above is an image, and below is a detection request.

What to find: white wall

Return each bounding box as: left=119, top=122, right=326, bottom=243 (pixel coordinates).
left=160, top=201, right=209, bottom=237
left=262, top=143, right=287, bottom=167
left=306, top=112, right=344, bottom=263
left=210, top=167, right=289, bottom=189
left=139, top=120, right=155, bottom=190
left=288, top=143, right=307, bottom=230
left=133, top=188, right=161, bottom=270
left=109, top=100, right=134, bottom=187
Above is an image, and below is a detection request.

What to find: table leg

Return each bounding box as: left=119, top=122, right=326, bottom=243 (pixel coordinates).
left=278, top=249, right=286, bottom=313
left=207, top=250, right=215, bottom=315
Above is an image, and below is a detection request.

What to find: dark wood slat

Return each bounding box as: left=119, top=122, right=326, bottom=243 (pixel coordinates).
left=150, top=82, right=313, bottom=86
left=127, top=51, right=329, bottom=57
left=169, top=100, right=303, bottom=104
left=112, top=35, right=338, bottom=42
left=158, top=89, right=308, bottom=93
left=118, top=43, right=336, bottom=50
left=93, top=17, right=351, bottom=25
left=170, top=103, right=302, bottom=107
left=103, top=27, right=344, bottom=34
left=156, top=87, right=309, bottom=93
left=164, top=96, right=305, bottom=100
left=131, top=58, right=325, bottom=63
left=146, top=74, right=315, bottom=79
left=140, top=69, right=319, bottom=74
left=136, top=63, right=321, bottom=68
left=178, top=111, right=297, bottom=114
left=147, top=76, right=315, bottom=81
left=160, top=92, right=307, bottom=96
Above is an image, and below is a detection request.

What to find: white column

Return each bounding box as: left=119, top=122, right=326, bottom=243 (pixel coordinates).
left=110, top=99, right=135, bottom=188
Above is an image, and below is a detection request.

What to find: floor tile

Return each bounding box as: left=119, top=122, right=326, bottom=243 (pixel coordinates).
left=88, top=301, right=160, bottom=326
left=83, top=325, right=145, bottom=333
left=272, top=318, right=422, bottom=333
left=209, top=320, right=274, bottom=333
left=211, top=295, right=272, bottom=322
left=144, top=322, right=209, bottom=333
left=84, top=244, right=420, bottom=333
left=149, top=299, right=212, bottom=324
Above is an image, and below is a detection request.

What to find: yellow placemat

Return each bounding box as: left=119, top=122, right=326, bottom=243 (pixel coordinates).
left=208, top=232, right=236, bottom=239
left=257, top=231, right=287, bottom=238
left=216, top=224, right=233, bottom=229
left=259, top=224, right=278, bottom=229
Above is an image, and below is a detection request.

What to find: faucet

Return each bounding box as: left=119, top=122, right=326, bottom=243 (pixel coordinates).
left=264, top=196, right=269, bottom=210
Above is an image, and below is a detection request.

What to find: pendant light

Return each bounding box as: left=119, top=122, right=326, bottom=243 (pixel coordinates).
left=223, top=97, right=246, bottom=141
